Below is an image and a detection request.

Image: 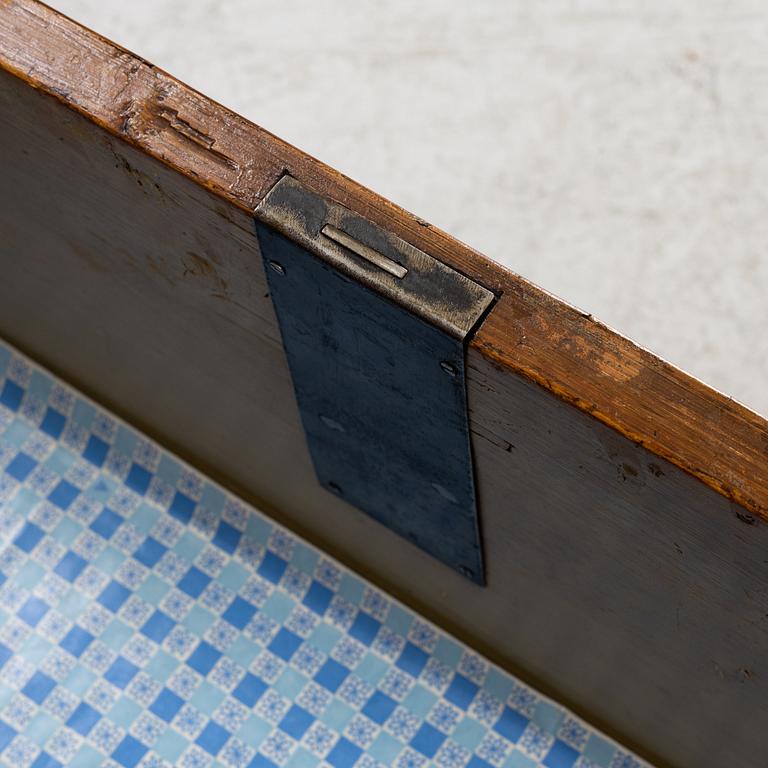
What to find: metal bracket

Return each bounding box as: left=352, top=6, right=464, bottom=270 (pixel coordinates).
left=254, top=175, right=494, bottom=584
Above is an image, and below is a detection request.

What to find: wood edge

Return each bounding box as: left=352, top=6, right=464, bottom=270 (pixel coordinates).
left=473, top=334, right=762, bottom=515
left=2, top=0, right=767, bottom=522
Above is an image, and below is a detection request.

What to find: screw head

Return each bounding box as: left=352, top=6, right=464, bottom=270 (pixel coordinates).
left=269, top=261, right=285, bottom=275
left=440, top=361, right=458, bottom=376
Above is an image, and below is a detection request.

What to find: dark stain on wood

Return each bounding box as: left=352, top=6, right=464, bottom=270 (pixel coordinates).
left=182, top=251, right=215, bottom=278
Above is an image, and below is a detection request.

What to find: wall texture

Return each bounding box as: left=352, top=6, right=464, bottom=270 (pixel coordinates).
left=52, top=0, right=768, bottom=417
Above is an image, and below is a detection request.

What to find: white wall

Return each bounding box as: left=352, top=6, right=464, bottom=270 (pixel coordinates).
left=53, top=0, right=768, bottom=416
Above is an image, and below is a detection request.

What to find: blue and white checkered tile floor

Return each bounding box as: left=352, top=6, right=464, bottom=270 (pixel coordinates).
left=0, top=339, right=649, bottom=768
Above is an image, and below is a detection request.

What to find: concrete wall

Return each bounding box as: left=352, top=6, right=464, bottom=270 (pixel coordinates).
left=54, top=0, right=768, bottom=417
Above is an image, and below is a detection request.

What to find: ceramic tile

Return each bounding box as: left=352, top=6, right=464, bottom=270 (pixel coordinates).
left=0, top=340, right=648, bottom=768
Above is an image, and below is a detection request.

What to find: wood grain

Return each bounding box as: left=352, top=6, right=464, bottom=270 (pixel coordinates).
left=2, top=3, right=768, bottom=767
left=1, top=0, right=766, bottom=520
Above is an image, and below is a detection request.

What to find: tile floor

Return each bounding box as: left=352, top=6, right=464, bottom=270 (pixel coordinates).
left=0, top=339, right=648, bottom=768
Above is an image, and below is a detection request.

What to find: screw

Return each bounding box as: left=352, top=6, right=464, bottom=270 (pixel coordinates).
left=269, top=261, right=285, bottom=275
left=440, top=361, right=458, bottom=376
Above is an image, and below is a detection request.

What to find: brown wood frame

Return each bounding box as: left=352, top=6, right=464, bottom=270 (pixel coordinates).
left=2, top=2, right=767, bottom=766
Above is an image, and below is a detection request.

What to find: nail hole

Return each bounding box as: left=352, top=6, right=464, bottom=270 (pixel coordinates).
left=328, top=481, right=342, bottom=495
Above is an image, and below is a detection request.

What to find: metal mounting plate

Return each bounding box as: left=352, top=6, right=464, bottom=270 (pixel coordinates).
left=255, top=176, right=493, bottom=583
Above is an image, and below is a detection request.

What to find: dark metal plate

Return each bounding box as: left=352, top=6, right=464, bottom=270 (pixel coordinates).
left=255, top=176, right=493, bottom=584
